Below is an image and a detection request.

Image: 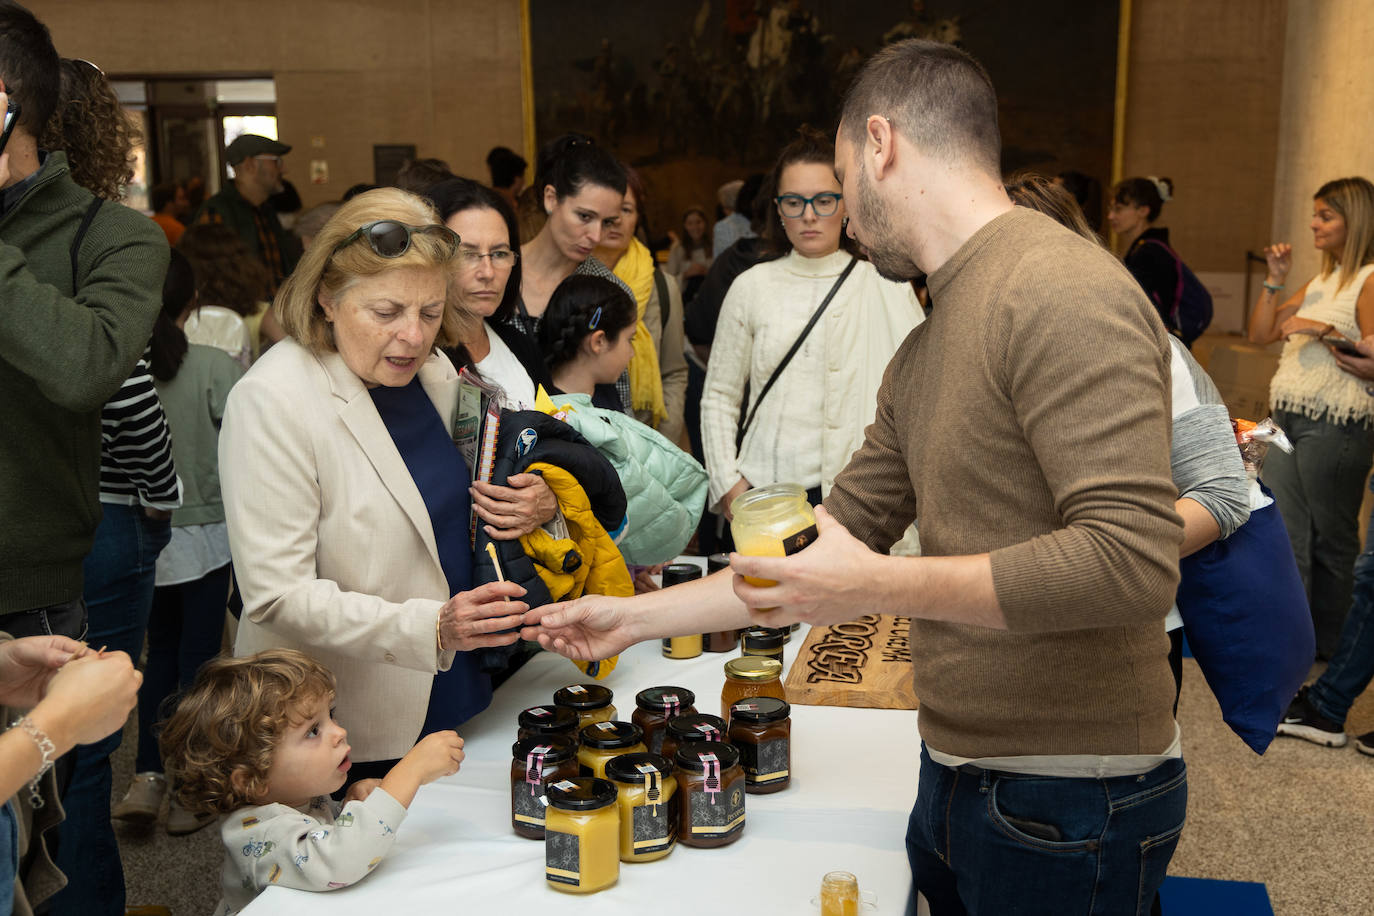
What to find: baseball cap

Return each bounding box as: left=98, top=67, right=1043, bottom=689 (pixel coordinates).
left=225, top=134, right=291, bottom=166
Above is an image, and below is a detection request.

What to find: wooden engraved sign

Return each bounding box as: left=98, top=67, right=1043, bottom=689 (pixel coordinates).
left=784, top=615, right=918, bottom=710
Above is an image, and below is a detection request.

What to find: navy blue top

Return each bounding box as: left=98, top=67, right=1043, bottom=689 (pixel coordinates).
left=369, top=377, right=492, bottom=735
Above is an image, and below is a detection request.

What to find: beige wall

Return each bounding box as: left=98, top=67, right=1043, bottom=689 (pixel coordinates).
left=1120, top=0, right=1287, bottom=332
left=1271, top=0, right=1374, bottom=286
left=29, top=0, right=525, bottom=209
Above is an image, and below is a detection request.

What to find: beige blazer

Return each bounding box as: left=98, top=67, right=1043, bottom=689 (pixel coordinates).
left=220, top=338, right=462, bottom=762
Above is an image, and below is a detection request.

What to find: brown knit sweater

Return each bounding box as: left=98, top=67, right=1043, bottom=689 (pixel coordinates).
left=827, top=207, right=1184, bottom=758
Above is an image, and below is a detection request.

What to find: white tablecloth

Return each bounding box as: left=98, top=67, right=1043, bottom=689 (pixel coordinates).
left=244, top=615, right=920, bottom=914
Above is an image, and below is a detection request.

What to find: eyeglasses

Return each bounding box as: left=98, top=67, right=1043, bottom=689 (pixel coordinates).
left=775, top=192, right=843, bottom=219
left=253, top=155, right=283, bottom=166
left=456, top=247, right=519, bottom=271
left=331, top=220, right=461, bottom=259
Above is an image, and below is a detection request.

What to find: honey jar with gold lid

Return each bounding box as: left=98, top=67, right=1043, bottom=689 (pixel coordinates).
left=659, top=713, right=726, bottom=765
left=720, top=656, right=785, bottom=720
left=605, top=752, right=678, bottom=863
left=727, top=697, right=792, bottom=794
left=554, top=683, right=616, bottom=727
left=631, top=687, right=697, bottom=755
left=674, top=741, right=746, bottom=848
left=510, top=735, right=580, bottom=839
left=577, top=720, right=647, bottom=778
left=544, top=777, right=620, bottom=894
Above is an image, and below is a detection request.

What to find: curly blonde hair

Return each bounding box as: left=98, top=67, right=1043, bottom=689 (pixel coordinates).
left=159, top=649, right=336, bottom=816
left=39, top=59, right=141, bottom=202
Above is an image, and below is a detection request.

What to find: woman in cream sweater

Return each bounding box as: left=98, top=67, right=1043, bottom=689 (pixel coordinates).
left=700, top=127, right=922, bottom=534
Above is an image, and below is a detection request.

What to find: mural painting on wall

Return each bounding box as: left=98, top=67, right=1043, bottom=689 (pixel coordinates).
left=530, top=0, right=1118, bottom=241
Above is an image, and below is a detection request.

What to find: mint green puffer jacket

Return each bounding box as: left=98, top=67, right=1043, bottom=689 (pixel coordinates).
left=549, top=393, right=707, bottom=565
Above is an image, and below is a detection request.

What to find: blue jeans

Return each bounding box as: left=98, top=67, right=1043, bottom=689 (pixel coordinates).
left=135, top=563, right=231, bottom=773
left=907, top=747, right=1187, bottom=916
left=1308, top=483, right=1374, bottom=726
left=1, top=800, right=16, bottom=916
left=1265, top=408, right=1374, bottom=657
left=51, top=504, right=170, bottom=916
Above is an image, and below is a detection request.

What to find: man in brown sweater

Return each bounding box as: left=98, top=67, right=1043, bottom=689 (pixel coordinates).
left=525, top=40, right=1186, bottom=915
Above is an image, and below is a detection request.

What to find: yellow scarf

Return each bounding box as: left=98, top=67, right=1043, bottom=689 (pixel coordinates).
left=612, top=239, right=666, bottom=428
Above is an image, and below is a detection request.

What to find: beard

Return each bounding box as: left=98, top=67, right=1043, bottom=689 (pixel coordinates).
left=854, top=158, right=923, bottom=282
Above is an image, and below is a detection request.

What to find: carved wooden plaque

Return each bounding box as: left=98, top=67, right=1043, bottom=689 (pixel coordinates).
left=784, top=615, right=918, bottom=710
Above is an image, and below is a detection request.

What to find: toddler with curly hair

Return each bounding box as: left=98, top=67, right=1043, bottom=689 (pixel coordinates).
left=159, top=649, right=465, bottom=915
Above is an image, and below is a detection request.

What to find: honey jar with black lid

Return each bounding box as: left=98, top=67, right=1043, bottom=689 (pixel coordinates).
left=631, top=687, right=697, bottom=755
left=605, top=752, right=678, bottom=862
left=517, top=704, right=581, bottom=745
left=659, top=713, right=727, bottom=765
left=544, top=777, right=620, bottom=894
left=741, top=626, right=786, bottom=662
left=727, top=697, right=792, bottom=794
left=660, top=564, right=704, bottom=659
left=674, top=741, right=746, bottom=848
left=510, top=735, right=580, bottom=838
left=703, top=554, right=740, bottom=652
left=577, top=720, right=647, bottom=778
left=553, top=683, right=616, bottom=727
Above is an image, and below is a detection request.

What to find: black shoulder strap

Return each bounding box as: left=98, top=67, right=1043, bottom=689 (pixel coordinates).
left=738, top=255, right=858, bottom=444
left=70, top=197, right=104, bottom=288
left=653, top=267, right=670, bottom=331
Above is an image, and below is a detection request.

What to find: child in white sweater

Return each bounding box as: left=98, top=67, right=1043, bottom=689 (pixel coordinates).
left=159, top=649, right=466, bottom=914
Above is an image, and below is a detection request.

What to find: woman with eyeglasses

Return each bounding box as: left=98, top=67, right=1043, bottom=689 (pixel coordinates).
left=219, top=189, right=527, bottom=787
left=700, top=126, right=923, bottom=537
left=424, top=176, right=559, bottom=542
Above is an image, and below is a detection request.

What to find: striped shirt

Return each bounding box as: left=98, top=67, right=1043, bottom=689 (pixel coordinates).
left=99, top=349, right=182, bottom=509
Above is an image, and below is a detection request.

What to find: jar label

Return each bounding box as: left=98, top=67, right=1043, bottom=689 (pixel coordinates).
left=631, top=795, right=678, bottom=853
left=545, top=830, right=581, bottom=886
left=738, top=737, right=791, bottom=784
left=513, top=778, right=548, bottom=827
left=566, top=684, right=587, bottom=695
left=782, top=524, right=819, bottom=555
left=688, top=785, right=745, bottom=837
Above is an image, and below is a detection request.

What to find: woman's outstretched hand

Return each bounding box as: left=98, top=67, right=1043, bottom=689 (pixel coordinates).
left=521, top=595, right=639, bottom=661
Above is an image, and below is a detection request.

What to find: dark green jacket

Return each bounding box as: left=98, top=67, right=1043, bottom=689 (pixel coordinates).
left=193, top=180, right=300, bottom=288
left=0, top=152, right=170, bottom=612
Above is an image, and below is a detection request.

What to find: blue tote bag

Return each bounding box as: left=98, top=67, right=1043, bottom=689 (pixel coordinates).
left=1176, top=484, right=1314, bottom=754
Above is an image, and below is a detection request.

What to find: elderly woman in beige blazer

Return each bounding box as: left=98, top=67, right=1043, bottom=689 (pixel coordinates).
left=220, top=189, right=527, bottom=780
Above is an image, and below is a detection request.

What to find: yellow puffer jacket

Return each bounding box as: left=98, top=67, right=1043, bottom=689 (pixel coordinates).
left=520, top=462, right=633, bottom=679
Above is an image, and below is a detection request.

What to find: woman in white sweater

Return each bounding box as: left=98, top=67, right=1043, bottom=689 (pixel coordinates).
left=700, top=127, right=922, bottom=525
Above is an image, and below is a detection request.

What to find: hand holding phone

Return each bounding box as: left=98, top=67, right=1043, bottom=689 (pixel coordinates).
left=0, top=84, right=19, bottom=167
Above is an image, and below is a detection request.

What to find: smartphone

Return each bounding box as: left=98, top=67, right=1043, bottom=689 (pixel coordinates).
left=1325, top=337, right=1362, bottom=356
left=0, top=97, right=19, bottom=158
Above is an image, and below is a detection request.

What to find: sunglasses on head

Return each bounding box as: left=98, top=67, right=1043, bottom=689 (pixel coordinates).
left=331, top=220, right=460, bottom=259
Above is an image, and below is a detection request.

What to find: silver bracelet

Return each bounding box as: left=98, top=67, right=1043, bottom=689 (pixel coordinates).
left=12, top=715, right=56, bottom=809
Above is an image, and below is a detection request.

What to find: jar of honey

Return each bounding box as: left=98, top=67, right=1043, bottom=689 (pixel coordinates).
left=727, top=697, right=791, bottom=794
left=544, top=777, right=620, bottom=894
left=631, top=687, right=697, bottom=755
left=510, top=735, right=580, bottom=838
left=721, top=656, right=786, bottom=720
left=659, top=713, right=727, bottom=765
left=554, top=683, right=615, bottom=727
left=703, top=554, right=740, bottom=652
left=660, top=564, right=704, bottom=659
left=674, top=741, right=746, bottom=848
left=604, top=752, right=678, bottom=863
left=741, top=626, right=786, bottom=662
left=729, top=483, right=818, bottom=588
left=577, top=721, right=647, bottom=778
left=517, top=704, right=581, bottom=746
